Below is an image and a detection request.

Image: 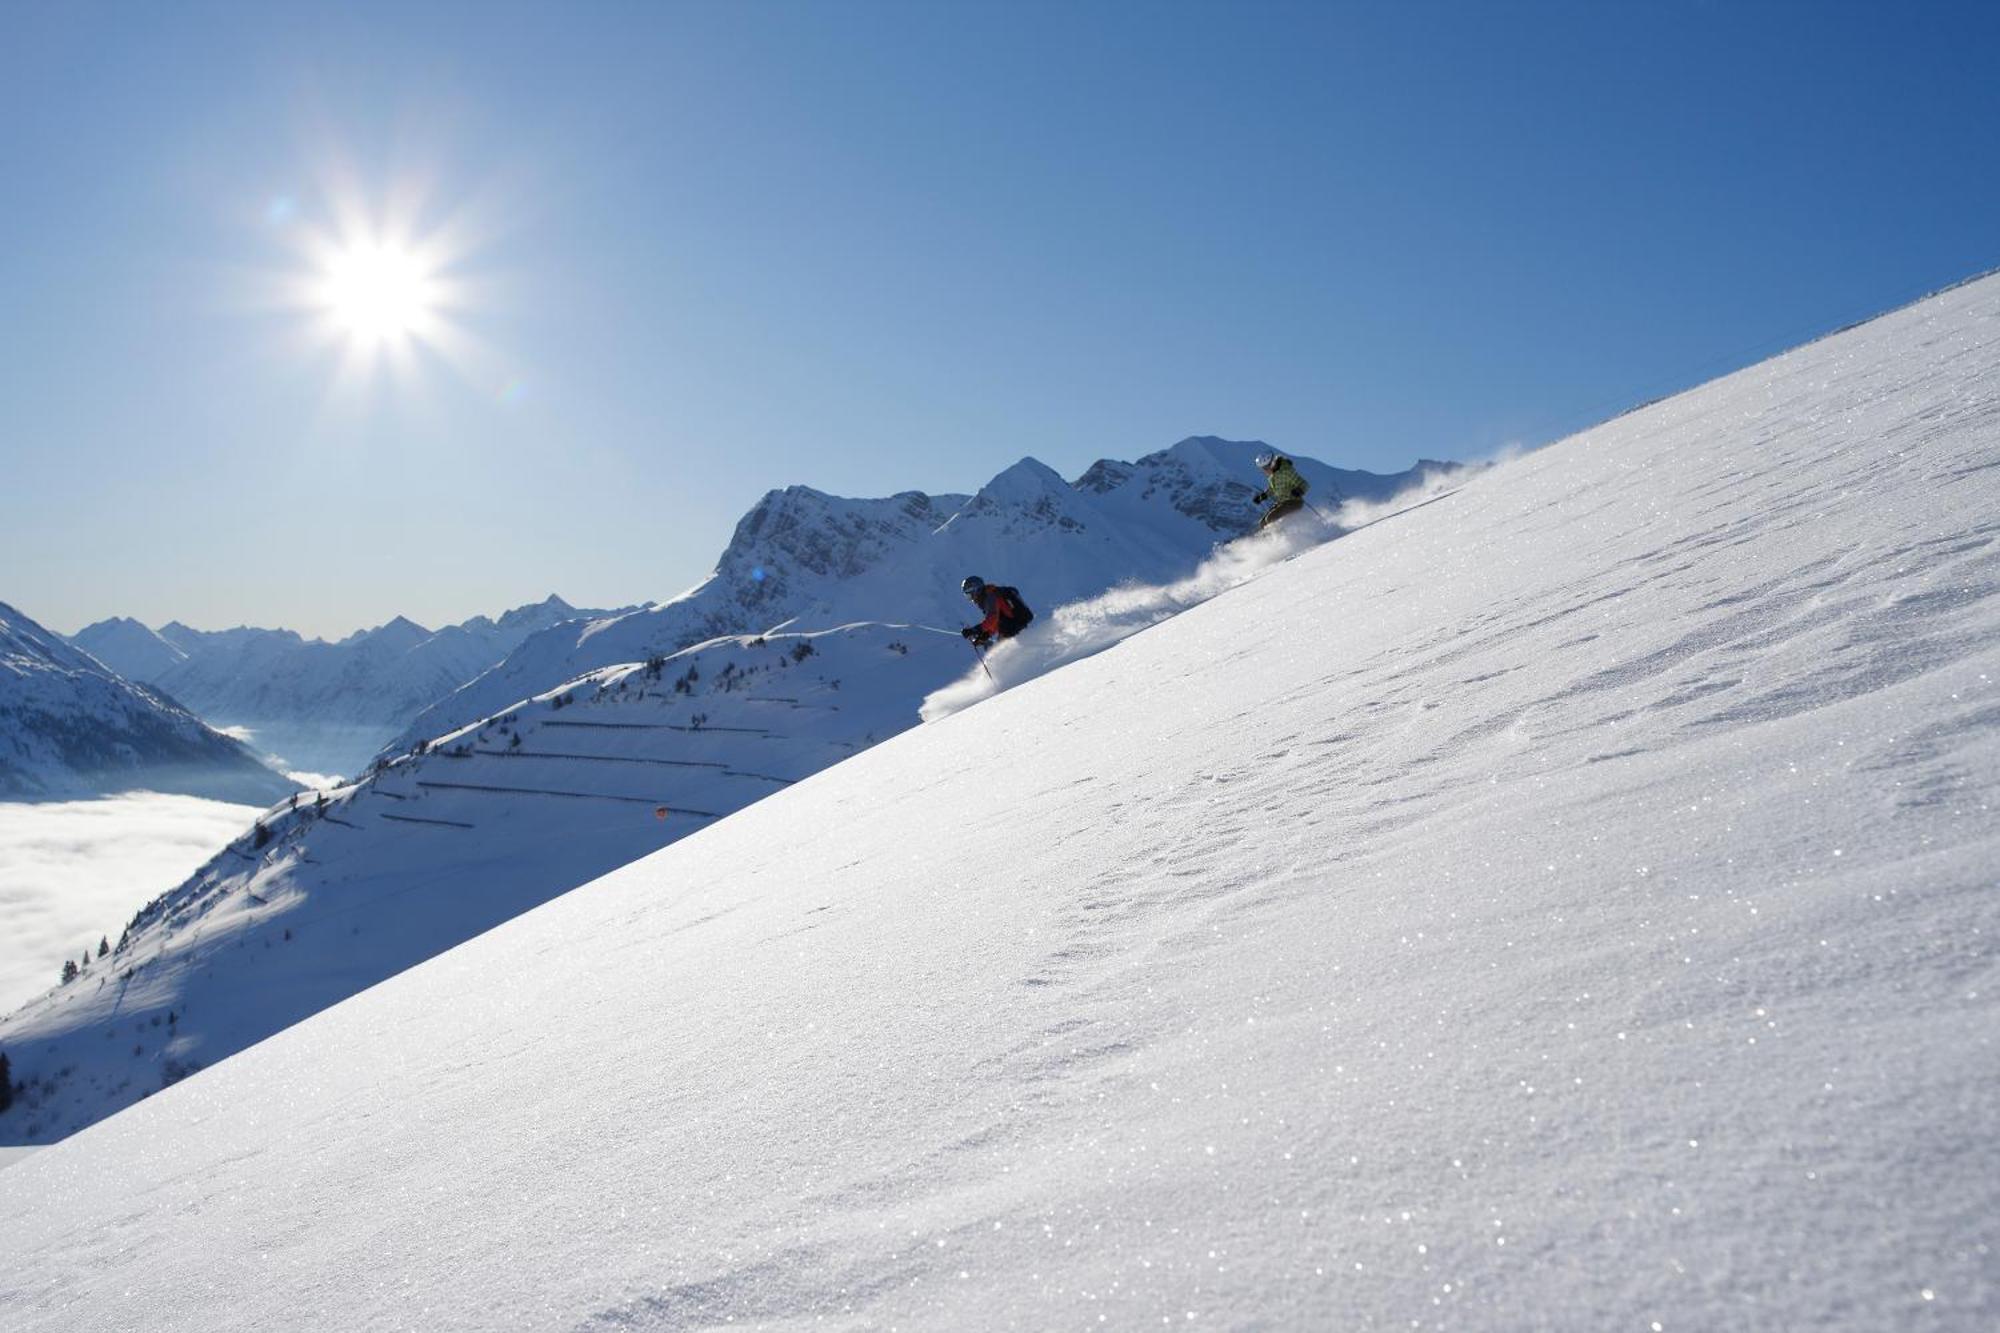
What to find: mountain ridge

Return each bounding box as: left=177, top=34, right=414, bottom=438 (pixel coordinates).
left=388, top=442, right=1458, bottom=758
left=74, top=595, right=623, bottom=778
left=0, top=602, right=297, bottom=804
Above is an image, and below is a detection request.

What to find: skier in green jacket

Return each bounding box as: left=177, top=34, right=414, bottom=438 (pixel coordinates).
left=1251, top=451, right=1310, bottom=530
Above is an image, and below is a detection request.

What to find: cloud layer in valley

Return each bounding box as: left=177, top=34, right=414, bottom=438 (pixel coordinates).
left=0, top=794, right=259, bottom=1012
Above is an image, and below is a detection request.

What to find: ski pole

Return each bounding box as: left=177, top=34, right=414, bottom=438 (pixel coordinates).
left=969, top=638, right=994, bottom=681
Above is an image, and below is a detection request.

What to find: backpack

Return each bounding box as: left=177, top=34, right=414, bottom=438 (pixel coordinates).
left=992, top=586, right=1034, bottom=632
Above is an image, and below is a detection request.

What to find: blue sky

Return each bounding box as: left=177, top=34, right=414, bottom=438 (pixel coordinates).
left=3, top=0, right=1995, bottom=638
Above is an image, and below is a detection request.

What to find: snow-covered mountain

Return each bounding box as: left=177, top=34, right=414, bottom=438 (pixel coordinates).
left=74, top=595, right=616, bottom=778
left=1076, top=434, right=1456, bottom=540
left=2, top=272, right=1995, bottom=1330
left=390, top=443, right=1457, bottom=757
left=0, top=603, right=296, bottom=804
left=60, top=616, right=187, bottom=681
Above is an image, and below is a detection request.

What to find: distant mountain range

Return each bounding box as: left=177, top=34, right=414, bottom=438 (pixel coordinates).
left=0, top=602, right=296, bottom=804
left=1, top=437, right=1465, bottom=1143
left=73, top=595, right=624, bottom=778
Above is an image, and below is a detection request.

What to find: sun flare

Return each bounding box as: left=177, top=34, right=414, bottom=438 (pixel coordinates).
left=264, top=162, right=503, bottom=390
left=318, top=242, right=435, bottom=344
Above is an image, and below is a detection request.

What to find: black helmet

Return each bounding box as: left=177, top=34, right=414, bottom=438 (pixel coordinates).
left=961, top=575, right=986, bottom=597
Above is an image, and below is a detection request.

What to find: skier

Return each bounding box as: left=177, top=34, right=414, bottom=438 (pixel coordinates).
left=1250, top=451, right=1310, bottom=530
left=959, top=576, right=1034, bottom=647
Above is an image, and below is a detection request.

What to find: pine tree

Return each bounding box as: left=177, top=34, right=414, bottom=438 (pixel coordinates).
left=0, top=1050, right=12, bottom=1114
left=97, top=936, right=109, bottom=958
left=61, top=958, right=78, bottom=984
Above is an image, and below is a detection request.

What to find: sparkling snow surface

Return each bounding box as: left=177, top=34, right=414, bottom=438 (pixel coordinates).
left=4, top=277, right=1999, bottom=1329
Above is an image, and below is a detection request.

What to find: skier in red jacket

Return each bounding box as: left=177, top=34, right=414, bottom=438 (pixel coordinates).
left=959, top=576, right=1035, bottom=647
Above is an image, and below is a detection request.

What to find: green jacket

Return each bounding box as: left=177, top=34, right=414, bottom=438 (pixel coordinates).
left=1256, top=457, right=1309, bottom=506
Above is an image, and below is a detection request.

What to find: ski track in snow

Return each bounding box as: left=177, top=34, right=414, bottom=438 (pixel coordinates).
left=2, top=276, right=1999, bottom=1330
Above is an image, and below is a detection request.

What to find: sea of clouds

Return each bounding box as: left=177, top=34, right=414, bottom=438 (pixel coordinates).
left=0, top=792, right=259, bottom=1013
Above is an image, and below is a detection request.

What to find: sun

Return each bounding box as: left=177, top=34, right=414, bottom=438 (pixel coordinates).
left=318, top=241, right=436, bottom=344
left=260, top=159, right=505, bottom=391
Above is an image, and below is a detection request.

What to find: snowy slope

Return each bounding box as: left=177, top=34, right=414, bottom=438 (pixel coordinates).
left=76, top=595, right=616, bottom=778
left=0, top=622, right=974, bottom=1142
left=0, top=603, right=296, bottom=805
left=2, top=274, right=1995, bottom=1329
left=391, top=444, right=1453, bottom=756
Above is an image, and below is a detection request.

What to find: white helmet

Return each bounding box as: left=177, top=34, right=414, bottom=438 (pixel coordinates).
left=1253, top=451, right=1277, bottom=471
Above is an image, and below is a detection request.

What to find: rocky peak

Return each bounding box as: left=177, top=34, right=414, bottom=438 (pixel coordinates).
left=952, top=458, right=1094, bottom=535
left=495, top=595, right=579, bottom=633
